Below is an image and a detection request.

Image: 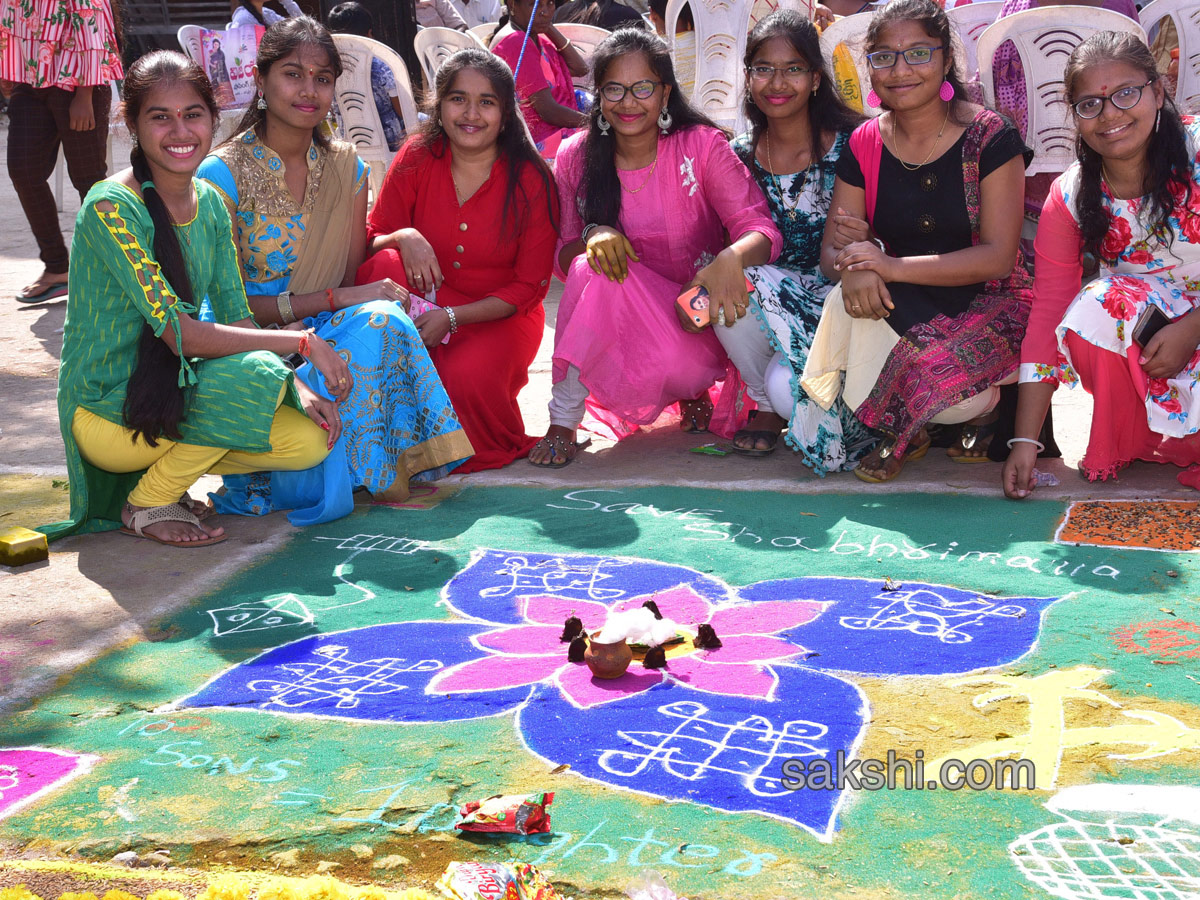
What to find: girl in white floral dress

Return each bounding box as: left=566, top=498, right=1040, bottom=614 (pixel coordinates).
left=1004, top=32, right=1200, bottom=499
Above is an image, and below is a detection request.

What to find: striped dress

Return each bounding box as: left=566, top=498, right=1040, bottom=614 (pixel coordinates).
left=44, top=179, right=300, bottom=539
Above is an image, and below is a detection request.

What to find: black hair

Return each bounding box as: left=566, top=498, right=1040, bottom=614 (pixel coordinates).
left=419, top=48, right=560, bottom=234
left=580, top=26, right=720, bottom=228
left=231, top=16, right=343, bottom=147
left=1064, top=30, right=1190, bottom=266
left=647, top=0, right=692, bottom=31
left=865, top=0, right=970, bottom=123
left=239, top=0, right=266, bottom=25
left=326, top=1, right=372, bottom=36
left=120, top=51, right=220, bottom=446
left=739, top=9, right=862, bottom=188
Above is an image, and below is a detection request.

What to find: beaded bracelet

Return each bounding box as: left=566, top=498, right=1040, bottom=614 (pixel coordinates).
left=446, top=306, right=459, bottom=335
left=326, top=288, right=336, bottom=313
left=1006, top=437, right=1045, bottom=453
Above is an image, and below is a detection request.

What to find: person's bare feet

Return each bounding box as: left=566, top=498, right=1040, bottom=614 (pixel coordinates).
left=528, top=425, right=582, bottom=468
left=122, top=503, right=225, bottom=544
left=679, top=396, right=714, bottom=433
left=18, top=270, right=68, bottom=300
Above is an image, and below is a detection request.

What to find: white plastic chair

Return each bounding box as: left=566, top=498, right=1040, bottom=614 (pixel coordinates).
left=977, top=6, right=1147, bottom=174
left=331, top=33, right=420, bottom=197
left=667, top=0, right=813, bottom=131
left=819, top=12, right=879, bottom=118
left=414, top=26, right=487, bottom=87
left=946, top=0, right=1003, bottom=81
left=178, top=24, right=204, bottom=64
left=1139, top=0, right=1200, bottom=113
left=665, top=0, right=749, bottom=131
left=468, top=21, right=500, bottom=47
left=556, top=22, right=611, bottom=89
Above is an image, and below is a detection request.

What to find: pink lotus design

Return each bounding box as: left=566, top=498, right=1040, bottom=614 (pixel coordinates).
left=427, top=585, right=824, bottom=709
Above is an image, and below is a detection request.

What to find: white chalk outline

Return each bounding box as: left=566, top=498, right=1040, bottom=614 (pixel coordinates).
left=0, top=746, right=101, bottom=822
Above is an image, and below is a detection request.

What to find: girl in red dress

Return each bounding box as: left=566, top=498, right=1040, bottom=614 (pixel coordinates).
left=357, top=49, right=560, bottom=472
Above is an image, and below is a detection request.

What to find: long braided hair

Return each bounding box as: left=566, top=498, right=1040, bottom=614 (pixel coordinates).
left=1064, top=31, right=1190, bottom=266
left=120, top=51, right=220, bottom=445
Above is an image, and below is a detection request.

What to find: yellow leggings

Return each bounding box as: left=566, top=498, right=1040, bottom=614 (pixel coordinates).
left=73, top=396, right=327, bottom=508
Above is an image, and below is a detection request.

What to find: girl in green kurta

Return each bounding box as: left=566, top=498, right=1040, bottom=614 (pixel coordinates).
left=43, top=51, right=352, bottom=547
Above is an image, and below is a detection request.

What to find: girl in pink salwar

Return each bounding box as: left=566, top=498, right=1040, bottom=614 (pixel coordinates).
left=528, top=28, right=782, bottom=467
left=1004, top=33, right=1200, bottom=499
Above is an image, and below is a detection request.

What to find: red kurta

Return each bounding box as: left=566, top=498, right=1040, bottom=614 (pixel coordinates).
left=357, top=137, right=557, bottom=473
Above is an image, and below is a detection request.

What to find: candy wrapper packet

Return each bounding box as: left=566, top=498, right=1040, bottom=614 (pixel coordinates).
left=437, top=862, right=520, bottom=900
left=436, top=861, right=566, bottom=900
left=454, top=791, right=553, bottom=835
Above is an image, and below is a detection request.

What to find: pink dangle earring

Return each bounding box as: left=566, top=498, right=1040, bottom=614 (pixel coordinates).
left=939, top=80, right=955, bottom=102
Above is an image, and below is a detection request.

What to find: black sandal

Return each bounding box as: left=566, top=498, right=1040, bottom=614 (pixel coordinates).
left=732, top=410, right=783, bottom=458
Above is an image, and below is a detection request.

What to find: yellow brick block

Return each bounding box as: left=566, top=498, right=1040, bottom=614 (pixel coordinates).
left=0, top=526, right=49, bottom=567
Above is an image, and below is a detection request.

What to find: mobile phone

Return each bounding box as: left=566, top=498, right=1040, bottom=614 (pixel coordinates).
left=675, top=277, right=757, bottom=329
left=1132, top=304, right=1172, bottom=347
left=676, top=285, right=712, bottom=327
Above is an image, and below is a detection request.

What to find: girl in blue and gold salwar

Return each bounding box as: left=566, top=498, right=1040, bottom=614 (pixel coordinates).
left=198, top=18, right=472, bottom=524
left=44, top=51, right=350, bottom=547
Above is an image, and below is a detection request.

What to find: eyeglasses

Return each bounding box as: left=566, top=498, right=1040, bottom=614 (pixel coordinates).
left=599, top=80, right=663, bottom=103
left=747, top=64, right=814, bottom=81
left=1072, top=79, right=1155, bottom=119
left=865, top=46, right=942, bottom=69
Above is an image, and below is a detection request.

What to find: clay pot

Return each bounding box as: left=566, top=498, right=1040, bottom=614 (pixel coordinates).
left=584, top=637, right=633, bottom=679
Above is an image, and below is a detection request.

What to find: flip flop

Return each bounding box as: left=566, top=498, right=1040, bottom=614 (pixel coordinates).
left=732, top=410, right=782, bottom=458
left=120, top=503, right=226, bottom=547
left=15, top=282, right=68, bottom=304
left=854, top=434, right=931, bottom=483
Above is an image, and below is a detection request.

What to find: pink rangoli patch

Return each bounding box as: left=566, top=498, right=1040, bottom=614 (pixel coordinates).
left=429, top=584, right=824, bottom=708
left=0, top=747, right=100, bottom=821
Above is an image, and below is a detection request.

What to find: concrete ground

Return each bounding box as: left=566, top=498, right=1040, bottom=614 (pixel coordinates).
left=0, top=113, right=1190, bottom=718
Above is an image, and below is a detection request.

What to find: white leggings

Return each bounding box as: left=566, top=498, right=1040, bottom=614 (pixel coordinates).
left=718, top=305, right=1005, bottom=427
left=713, top=313, right=795, bottom=419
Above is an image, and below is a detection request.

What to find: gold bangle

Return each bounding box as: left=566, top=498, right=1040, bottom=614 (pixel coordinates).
left=555, top=36, right=571, bottom=52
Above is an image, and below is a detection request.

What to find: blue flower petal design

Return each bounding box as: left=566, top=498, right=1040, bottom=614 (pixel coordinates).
left=180, top=621, right=531, bottom=722
left=518, top=666, right=867, bottom=839
left=739, top=577, right=1060, bottom=676
left=443, top=550, right=733, bottom=625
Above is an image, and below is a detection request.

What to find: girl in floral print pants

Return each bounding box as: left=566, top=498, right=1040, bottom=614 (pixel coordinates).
left=1, top=0, right=123, bottom=303
left=1004, top=32, right=1200, bottom=498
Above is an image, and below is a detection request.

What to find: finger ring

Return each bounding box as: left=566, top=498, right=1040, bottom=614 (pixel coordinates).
left=339, top=378, right=347, bottom=385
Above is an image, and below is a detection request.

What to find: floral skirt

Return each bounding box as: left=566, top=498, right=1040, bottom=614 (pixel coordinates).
left=855, top=292, right=1029, bottom=456
left=746, top=264, right=876, bottom=474
left=212, top=300, right=473, bottom=525
left=1053, top=273, right=1200, bottom=482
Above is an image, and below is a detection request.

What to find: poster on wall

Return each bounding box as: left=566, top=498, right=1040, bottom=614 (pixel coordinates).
left=200, top=24, right=264, bottom=110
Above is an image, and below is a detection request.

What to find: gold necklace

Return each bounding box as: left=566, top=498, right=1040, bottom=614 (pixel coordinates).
left=619, top=156, right=658, bottom=193
left=1101, top=164, right=1128, bottom=202
left=892, top=105, right=950, bottom=171
left=764, top=133, right=811, bottom=221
